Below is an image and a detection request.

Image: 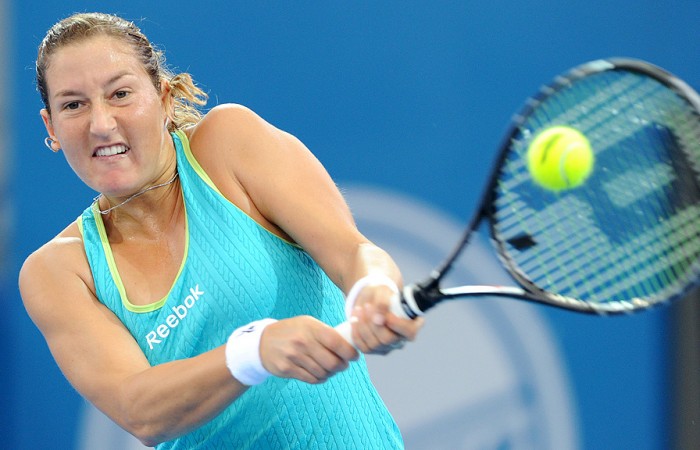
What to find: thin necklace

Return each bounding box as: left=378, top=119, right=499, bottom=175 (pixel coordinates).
left=94, top=170, right=179, bottom=215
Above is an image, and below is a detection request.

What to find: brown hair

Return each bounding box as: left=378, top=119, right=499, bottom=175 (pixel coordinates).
left=36, top=12, right=208, bottom=131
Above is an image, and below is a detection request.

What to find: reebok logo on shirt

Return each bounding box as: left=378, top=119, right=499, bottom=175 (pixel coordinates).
left=145, top=285, right=205, bottom=350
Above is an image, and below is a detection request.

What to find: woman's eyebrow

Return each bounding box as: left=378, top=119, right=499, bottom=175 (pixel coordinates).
left=52, top=71, right=135, bottom=99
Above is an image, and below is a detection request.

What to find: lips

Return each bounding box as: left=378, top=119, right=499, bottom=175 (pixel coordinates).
left=94, top=144, right=129, bottom=157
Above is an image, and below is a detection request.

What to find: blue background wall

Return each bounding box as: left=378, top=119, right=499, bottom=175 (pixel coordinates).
left=5, top=1, right=700, bottom=449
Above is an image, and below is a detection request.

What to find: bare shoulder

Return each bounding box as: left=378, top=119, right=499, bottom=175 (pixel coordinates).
left=182, top=104, right=299, bottom=232
left=187, top=103, right=274, bottom=150
left=20, top=221, right=86, bottom=282
left=19, top=221, right=94, bottom=325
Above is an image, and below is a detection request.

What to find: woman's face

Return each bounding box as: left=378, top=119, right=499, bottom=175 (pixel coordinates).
left=40, top=35, right=172, bottom=197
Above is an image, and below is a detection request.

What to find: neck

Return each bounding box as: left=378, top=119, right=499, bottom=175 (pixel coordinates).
left=98, top=171, right=185, bottom=242
left=95, top=170, right=179, bottom=216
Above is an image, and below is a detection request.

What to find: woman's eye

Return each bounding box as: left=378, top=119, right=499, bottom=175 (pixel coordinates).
left=114, top=91, right=129, bottom=99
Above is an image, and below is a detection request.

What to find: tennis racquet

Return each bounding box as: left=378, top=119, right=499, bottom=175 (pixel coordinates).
left=336, top=57, right=700, bottom=342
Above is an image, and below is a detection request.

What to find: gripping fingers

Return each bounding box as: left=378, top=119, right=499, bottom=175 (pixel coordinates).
left=260, top=317, right=354, bottom=384
left=265, top=348, right=346, bottom=384
left=385, top=311, right=425, bottom=343
left=351, top=303, right=405, bottom=354
left=289, top=351, right=349, bottom=384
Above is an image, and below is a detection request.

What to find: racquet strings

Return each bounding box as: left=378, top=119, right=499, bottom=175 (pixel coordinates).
left=492, top=67, right=700, bottom=309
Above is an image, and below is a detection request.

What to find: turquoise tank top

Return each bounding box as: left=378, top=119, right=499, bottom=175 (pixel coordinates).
left=78, top=130, right=403, bottom=449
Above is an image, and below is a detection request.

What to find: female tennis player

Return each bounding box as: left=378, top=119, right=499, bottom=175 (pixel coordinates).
left=19, top=12, right=423, bottom=449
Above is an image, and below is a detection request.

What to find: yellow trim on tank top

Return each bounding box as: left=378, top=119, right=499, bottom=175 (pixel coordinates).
left=82, top=200, right=190, bottom=314
left=175, top=129, right=299, bottom=248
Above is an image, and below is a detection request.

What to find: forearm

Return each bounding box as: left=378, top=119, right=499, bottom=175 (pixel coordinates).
left=114, top=346, right=246, bottom=446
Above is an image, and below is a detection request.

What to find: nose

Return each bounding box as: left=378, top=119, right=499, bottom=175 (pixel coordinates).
left=89, top=102, right=117, bottom=137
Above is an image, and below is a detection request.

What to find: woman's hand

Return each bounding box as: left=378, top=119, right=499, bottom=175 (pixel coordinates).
left=259, top=316, right=359, bottom=384
left=346, top=281, right=425, bottom=355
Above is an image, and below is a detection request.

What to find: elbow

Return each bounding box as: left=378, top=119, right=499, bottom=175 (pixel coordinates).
left=122, top=416, right=166, bottom=448
left=121, top=416, right=165, bottom=447
left=138, top=436, right=161, bottom=448
left=115, top=395, right=169, bottom=447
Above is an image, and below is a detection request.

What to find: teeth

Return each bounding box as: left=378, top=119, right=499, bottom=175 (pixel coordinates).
left=95, top=145, right=128, bottom=157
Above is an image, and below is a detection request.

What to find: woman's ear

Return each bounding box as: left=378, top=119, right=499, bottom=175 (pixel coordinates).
left=40, top=108, right=60, bottom=152
left=40, top=108, right=53, bottom=134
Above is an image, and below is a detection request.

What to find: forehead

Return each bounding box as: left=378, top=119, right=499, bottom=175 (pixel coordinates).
left=45, top=35, right=148, bottom=89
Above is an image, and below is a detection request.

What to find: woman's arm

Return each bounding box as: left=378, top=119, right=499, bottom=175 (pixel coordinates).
left=188, top=105, right=424, bottom=352
left=19, top=230, right=355, bottom=446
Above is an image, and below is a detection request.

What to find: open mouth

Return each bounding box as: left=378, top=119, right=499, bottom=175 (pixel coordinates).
left=94, top=144, right=129, bottom=157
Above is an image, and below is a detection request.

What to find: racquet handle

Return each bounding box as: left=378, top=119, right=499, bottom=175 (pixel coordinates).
left=334, top=286, right=423, bottom=346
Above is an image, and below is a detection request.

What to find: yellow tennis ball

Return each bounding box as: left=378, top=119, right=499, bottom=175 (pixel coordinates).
left=526, top=126, right=594, bottom=191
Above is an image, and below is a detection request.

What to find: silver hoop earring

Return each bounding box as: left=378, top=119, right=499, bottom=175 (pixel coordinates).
left=44, top=137, right=59, bottom=152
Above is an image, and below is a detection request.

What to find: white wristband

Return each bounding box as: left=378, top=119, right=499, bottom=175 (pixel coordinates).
left=225, top=318, right=278, bottom=386
left=344, top=273, right=399, bottom=319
